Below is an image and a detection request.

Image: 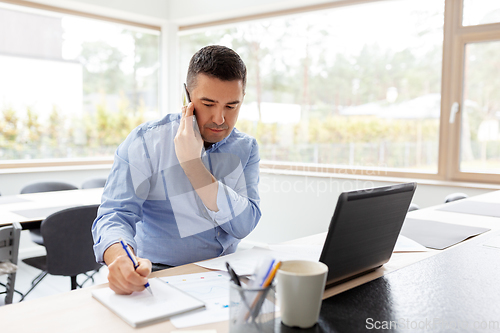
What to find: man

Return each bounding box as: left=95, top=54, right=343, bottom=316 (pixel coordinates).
left=92, top=45, right=261, bottom=295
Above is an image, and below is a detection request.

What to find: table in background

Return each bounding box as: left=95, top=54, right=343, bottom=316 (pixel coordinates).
left=0, top=188, right=103, bottom=227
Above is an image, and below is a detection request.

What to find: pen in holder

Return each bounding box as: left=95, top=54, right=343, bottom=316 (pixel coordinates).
left=229, top=282, right=275, bottom=333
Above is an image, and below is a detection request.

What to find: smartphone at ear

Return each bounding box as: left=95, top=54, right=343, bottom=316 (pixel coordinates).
left=183, top=83, right=200, bottom=134
left=183, top=83, right=195, bottom=116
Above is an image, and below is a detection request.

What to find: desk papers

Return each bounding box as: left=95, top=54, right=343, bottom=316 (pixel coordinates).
left=196, top=244, right=322, bottom=276
left=91, top=278, right=205, bottom=328
left=394, top=235, right=428, bottom=252
left=482, top=234, right=500, bottom=249
left=161, top=271, right=276, bottom=329
left=160, top=271, right=231, bottom=328
left=437, top=200, right=500, bottom=218
left=197, top=238, right=426, bottom=276
left=400, top=218, right=490, bottom=250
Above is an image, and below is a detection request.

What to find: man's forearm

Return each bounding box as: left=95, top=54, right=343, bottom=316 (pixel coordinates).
left=180, top=158, right=219, bottom=212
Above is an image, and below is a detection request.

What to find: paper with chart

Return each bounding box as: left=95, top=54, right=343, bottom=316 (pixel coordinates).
left=161, top=271, right=232, bottom=328
left=162, top=271, right=276, bottom=328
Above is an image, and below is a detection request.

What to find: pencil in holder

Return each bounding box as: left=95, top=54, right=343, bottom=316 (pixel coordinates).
left=229, top=282, right=275, bottom=333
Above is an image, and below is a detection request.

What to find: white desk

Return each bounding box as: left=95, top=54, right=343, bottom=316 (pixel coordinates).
left=0, top=188, right=103, bottom=226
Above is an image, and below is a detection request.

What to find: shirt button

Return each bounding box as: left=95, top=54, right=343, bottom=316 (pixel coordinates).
left=217, top=232, right=220, bottom=236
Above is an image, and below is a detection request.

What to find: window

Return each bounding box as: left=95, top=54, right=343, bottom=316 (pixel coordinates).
left=0, top=3, right=160, bottom=165
left=463, top=0, right=500, bottom=26
left=460, top=41, right=500, bottom=173
left=179, top=0, right=500, bottom=184
left=2, top=0, right=500, bottom=184
left=180, top=0, right=444, bottom=175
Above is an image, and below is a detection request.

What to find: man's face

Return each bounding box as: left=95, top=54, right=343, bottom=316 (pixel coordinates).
left=189, top=73, right=244, bottom=145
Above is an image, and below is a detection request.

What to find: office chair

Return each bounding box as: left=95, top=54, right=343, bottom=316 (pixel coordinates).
left=20, top=205, right=102, bottom=301
left=81, top=178, right=107, bottom=189
left=0, top=222, right=22, bottom=304
left=444, top=192, right=468, bottom=203
left=408, top=203, right=420, bottom=211
left=20, top=181, right=78, bottom=246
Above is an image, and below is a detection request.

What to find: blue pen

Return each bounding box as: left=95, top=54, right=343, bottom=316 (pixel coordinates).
left=119, top=238, right=153, bottom=295
left=259, top=259, right=275, bottom=287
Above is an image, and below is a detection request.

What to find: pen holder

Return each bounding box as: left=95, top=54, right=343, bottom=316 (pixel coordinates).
left=229, top=282, right=275, bottom=333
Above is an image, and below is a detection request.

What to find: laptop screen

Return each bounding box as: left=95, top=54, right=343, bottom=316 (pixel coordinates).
left=320, top=183, right=416, bottom=286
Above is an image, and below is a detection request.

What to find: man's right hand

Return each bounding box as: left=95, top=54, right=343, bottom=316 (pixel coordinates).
left=103, top=242, right=152, bottom=295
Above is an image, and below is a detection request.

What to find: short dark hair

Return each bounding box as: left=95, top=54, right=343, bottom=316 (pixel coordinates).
left=186, top=45, right=247, bottom=92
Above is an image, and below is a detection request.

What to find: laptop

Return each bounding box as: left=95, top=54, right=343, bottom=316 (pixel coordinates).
left=319, top=182, right=416, bottom=286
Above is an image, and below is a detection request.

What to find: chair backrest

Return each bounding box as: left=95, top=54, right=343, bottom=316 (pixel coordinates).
left=408, top=202, right=420, bottom=211
left=0, top=222, right=22, bottom=269
left=81, top=178, right=107, bottom=189
left=20, top=181, right=78, bottom=194
left=41, top=205, right=101, bottom=276
left=444, top=192, right=468, bottom=203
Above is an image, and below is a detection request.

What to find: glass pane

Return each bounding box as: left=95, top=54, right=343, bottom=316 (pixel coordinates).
left=463, top=0, right=500, bottom=26
left=460, top=41, right=500, bottom=173
left=179, top=0, right=443, bottom=173
left=0, top=4, right=160, bottom=162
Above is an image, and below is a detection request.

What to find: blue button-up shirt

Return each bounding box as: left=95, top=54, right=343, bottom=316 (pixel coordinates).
left=92, top=113, right=261, bottom=266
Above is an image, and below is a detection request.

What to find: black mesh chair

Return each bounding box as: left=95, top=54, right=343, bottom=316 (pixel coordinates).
left=20, top=205, right=101, bottom=301
left=81, top=178, right=107, bottom=189
left=408, top=203, right=420, bottom=211
left=20, top=181, right=78, bottom=195
left=20, top=181, right=78, bottom=245
left=444, top=192, right=468, bottom=203
left=0, top=222, right=22, bottom=304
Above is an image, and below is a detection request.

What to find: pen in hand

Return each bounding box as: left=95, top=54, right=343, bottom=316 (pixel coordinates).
left=119, top=238, right=153, bottom=296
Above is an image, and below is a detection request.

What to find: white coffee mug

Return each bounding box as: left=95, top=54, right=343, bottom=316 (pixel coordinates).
left=277, top=260, right=328, bottom=328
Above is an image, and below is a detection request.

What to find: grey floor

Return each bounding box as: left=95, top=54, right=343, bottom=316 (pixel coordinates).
left=0, top=231, right=109, bottom=306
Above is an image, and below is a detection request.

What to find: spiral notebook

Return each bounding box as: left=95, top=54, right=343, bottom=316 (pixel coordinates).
left=91, top=278, right=205, bottom=328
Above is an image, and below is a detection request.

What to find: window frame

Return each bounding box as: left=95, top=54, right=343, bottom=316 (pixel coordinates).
left=444, top=0, right=500, bottom=184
